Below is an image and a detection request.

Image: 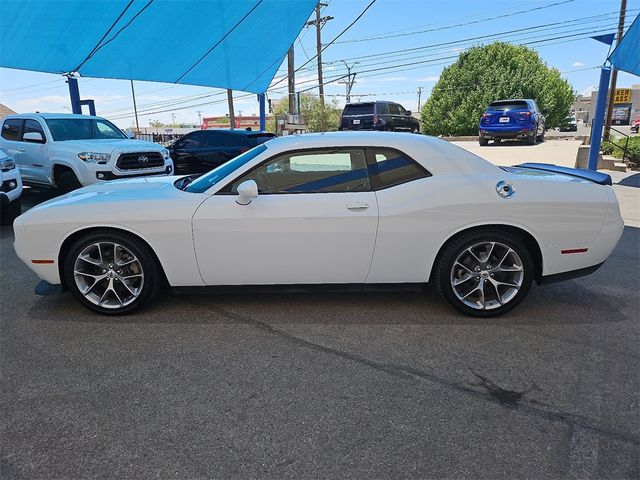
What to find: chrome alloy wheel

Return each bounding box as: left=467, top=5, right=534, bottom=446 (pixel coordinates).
left=450, top=241, right=524, bottom=310
left=73, top=242, right=144, bottom=309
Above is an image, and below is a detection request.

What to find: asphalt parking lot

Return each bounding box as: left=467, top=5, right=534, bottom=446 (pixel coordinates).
left=1, top=145, right=638, bottom=479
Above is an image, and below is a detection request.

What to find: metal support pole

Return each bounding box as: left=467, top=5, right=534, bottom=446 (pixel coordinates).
left=66, top=76, right=82, bottom=114
left=603, top=0, right=627, bottom=140
left=297, top=92, right=301, bottom=116
left=287, top=47, right=296, bottom=115
left=258, top=93, right=266, bottom=131
left=588, top=67, right=612, bottom=171
left=227, top=89, right=235, bottom=129
left=130, top=80, right=140, bottom=132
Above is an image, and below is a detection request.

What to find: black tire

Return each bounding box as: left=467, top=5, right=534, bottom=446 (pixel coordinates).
left=479, top=137, right=489, bottom=146
left=526, top=131, right=537, bottom=145
left=537, top=128, right=545, bottom=142
left=56, top=170, right=82, bottom=194
left=433, top=229, right=534, bottom=317
left=493, top=138, right=502, bottom=143
left=63, top=230, right=164, bottom=315
left=0, top=197, right=21, bottom=225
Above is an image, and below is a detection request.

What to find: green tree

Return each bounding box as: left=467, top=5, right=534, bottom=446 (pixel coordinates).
left=421, top=42, right=575, bottom=136
left=269, top=93, right=341, bottom=133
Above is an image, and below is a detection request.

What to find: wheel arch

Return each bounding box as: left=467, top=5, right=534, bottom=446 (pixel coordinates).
left=52, top=162, right=79, bottom=185
left=429, top=223, right=543, bottom=283
left=57, top=226, right=166, bottom=288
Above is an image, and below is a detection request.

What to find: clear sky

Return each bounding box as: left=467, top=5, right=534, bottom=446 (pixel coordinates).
left=0, top=0, right=638, bottom=129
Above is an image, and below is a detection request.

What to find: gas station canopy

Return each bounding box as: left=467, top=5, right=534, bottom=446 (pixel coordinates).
left=0, top=0, right=316, bottom=93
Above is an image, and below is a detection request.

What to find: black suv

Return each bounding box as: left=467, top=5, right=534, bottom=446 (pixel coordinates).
left=168, top=129, right=276, bottom=174
left=339, top=101, right=420, bottom=133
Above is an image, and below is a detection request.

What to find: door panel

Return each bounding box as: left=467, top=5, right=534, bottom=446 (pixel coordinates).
left=192, top=192, right=379, bottom=285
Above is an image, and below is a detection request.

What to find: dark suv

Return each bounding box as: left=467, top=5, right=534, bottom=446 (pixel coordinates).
left=168, top=129, right=275, bottom=174
left=478, top=99, right=545, bottom=146
left=339, top=101, right=420, bottom=133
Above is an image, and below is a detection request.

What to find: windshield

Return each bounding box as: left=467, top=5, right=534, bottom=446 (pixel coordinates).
left=45, top=118, right=126, bottom=141
left=184, top=144, right=268, bottom=193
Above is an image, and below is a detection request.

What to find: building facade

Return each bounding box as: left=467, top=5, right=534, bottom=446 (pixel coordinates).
left=572, top=84, right=640, bottom=126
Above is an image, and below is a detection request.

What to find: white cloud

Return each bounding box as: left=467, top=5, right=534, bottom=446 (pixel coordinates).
left=572, top=61, right=585, bottom=67
left=418, top=75, right=440, bottom=82
left=373, top=76, right=409, bottom=82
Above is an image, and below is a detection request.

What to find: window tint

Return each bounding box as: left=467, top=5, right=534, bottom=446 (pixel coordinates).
left=1, top=119, right=22, bottom=141
left=45, top=118, right=125, bottom=141
left=488, top=100, right=529, bottom=111
left=376, top=103, right=389, bottom=114
left=207, top=132, right=247, bottom=147
left=183, top=132, right=205, bottom=148
left=388, top=103, right=401, bottom=115
left=95, top=120, right=124, bottom=139
left=226, top=148, right=370, bottom=194
left=367, top=148, right=431, bottom=190
left=23, top=119, right=46, bottom=142
left=343, top=103, right=374, bottom=116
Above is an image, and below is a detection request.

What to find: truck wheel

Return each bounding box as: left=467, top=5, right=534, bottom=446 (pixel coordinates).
left=0, top=197, right=21, bottom=225
left=56, top=171, right=82, bottom=194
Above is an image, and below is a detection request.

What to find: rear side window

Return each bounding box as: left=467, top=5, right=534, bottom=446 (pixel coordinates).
left=207, top=132, right=247, bottom=147
left=1, top=119, right=22, bottom=141
left=343, top=103, right=374, bottom=116
left=376, top=103, right=389, bottom=114
left=366, top=148, right=431, bottom=190
left=23, top=119, right=46, bottom=142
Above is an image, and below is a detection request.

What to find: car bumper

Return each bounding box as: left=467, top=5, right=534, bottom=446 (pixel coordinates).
left=0, top=172, right=23, bottom=204
left=95, top=164, right=173, bottom=181
left=479, top=127, right=532, bottom=139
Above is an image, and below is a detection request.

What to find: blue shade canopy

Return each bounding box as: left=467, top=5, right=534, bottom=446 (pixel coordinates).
left=608, top=14, right=640, bottom=77
left=0, top=0, right=316, bottom=93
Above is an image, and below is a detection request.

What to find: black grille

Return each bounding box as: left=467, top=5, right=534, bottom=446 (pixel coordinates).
left=116, top=152, right=164, bottom=170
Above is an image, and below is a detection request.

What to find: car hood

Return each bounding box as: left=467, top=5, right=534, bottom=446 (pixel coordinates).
left=54, top=139, right=164, bottom=153
left=27, top=176, right=187, bottom=212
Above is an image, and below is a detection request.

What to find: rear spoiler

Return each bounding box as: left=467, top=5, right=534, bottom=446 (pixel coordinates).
left=515, top=163, right=612, bottom=186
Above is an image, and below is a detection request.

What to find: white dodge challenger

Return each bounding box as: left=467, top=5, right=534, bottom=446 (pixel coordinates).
left=13, top=132, right=623, bottom=317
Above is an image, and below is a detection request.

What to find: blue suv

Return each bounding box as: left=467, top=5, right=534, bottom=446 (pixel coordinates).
left=479, top=99, right=545, bottom=146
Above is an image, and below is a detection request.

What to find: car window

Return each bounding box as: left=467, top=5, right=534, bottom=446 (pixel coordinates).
left=95, top=120, right=125, bottom=139
left=389, top=103, right=401, bottom=115
left=488, top=101, right=529, bottom=111
left=206, top=132, right=247, bottom=147
left=249, top=134, right=276, bottom=146
left=1, top=119, right=22, bottom=141
left=224, top=148, right=370, bottom=194
left=343, top=103, right=374, bottom=116
left=376, top=103, right=389, bottom=114
left=23, top=119, right=46, bottom=142
left=397, top=105, right=407, bottom=115
left=366, top=148, right=431, bottom=190
left=183, top=132, right=205, bottom=148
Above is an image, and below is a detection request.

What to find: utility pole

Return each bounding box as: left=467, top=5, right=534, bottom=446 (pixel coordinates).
left=227, top=89, right=235, bottom=129
left=306, top=3, right=333, bottom=106
left=338, top=61, right=358, bottom=103
left=417, top=86, right=424, bottom=111
left=603, top=0, right=627, bottom=141
left=197, top=110, right=202, bottom=125
left=130, top=80, right=140, bottom=132
left=171, top=113, right=176, bottom=126
left=287, top=46, right=296, bottom=114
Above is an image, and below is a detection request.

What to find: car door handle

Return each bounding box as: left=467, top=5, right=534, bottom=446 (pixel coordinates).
left=346, top=202, right=369, bottom=211
left=17, top=148, right=25, bottom=152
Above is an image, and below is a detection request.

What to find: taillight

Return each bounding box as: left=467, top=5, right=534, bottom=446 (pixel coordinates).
left=520, top=111, right=533, bottom=117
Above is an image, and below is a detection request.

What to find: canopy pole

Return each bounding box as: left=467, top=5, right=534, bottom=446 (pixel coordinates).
left=130, top=80, right=140, bottom=132
left=588, top=66, right=612, bottom=171
left=66, top=76, right=82, bottom=114
left=227, top=89, right=235, bottom=129
left=258, top=94, right=266, bottom=130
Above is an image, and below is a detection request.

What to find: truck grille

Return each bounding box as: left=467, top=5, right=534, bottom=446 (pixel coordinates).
left=116, top=152, right=164, bottom=170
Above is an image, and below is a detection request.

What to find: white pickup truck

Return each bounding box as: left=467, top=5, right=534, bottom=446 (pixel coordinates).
left=0, top=113, right=173, bottom=192
left=0, top=149, right=23, bottom=225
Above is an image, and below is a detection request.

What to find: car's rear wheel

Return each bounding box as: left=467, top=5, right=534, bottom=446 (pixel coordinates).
left=63, top=230, right=163, bottom=315
left=526, top=132, right=537, bottom=145
left=537, top=128, right=545, bottom=142
left=479, top=137, right=489, bottom=146
left=434, top=229, right=534, bottom=317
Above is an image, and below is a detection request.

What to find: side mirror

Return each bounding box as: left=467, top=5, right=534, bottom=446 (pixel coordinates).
left=236, top=179, right=258, bottom=205
left=124, top=130, right=136, bottom=139
left=406, top=110, right=412, bottom=116
left=23, top=131, right=45, bottom=143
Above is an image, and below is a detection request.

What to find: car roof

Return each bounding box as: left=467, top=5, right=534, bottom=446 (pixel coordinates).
left=5, top=113, right=106, bottom=120
left=262, top=131, right=499, bottom=177
left=200, top=129, right=274, bottom=136
left=489, top=99, right=534, bottom=103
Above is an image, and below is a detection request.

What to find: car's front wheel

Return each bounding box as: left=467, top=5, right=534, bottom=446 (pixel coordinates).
left=434, top=229, right=534, bottom=317
left=63, top=230, right=163, bottom=315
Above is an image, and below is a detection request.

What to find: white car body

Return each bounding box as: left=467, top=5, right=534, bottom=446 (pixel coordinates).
left=0, top=149, right=23, bottom=207
left=0, top=113, right=173, bottom=188
left=13, top=132, right=623, bottom=313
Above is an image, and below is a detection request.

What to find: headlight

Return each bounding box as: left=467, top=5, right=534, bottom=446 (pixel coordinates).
left=161, top=148, right=170, bottom=160
left=78, top=152, right=111, bottom=164
left=0, top=157, right=16, bottom=171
